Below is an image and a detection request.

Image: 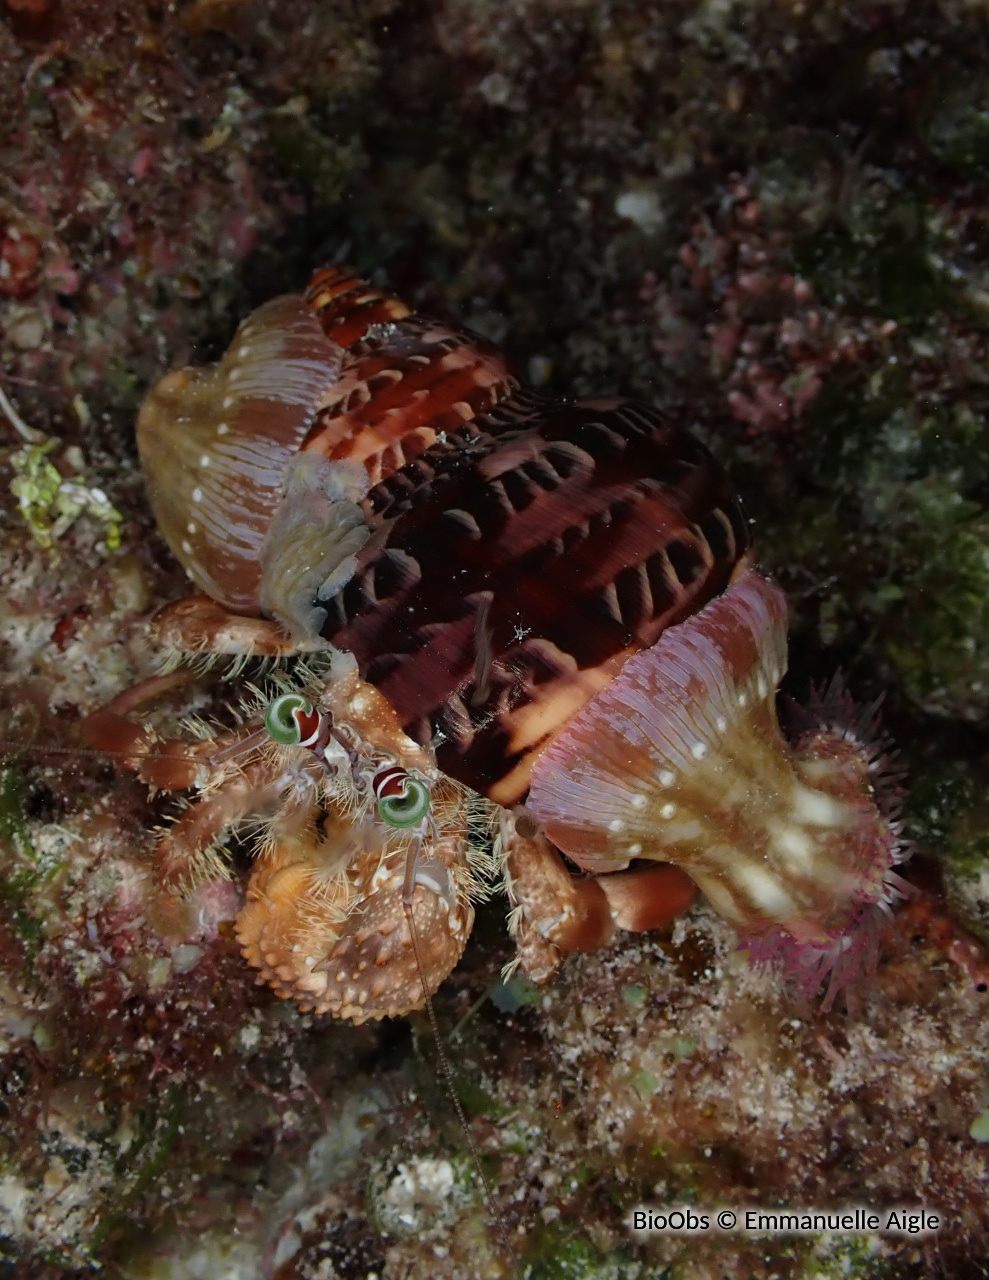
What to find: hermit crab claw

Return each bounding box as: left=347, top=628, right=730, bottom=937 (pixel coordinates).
left=316, top=852, right=474, bottom=1022
left=236, top=795, right=475, bottom=1025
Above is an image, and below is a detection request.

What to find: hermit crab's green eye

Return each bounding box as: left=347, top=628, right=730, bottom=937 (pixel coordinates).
left=265, top=693, right=313, bottom=745
left=373, top=765, right=431, bottom=828
left=378, top=780, right=431, bottom=828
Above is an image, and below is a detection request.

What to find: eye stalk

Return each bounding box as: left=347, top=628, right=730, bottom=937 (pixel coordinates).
left=373, top=765, right=431, bottom=829
left=265, top=693, right=321, bottom=747
left=265, top=698, right=432, bottom=828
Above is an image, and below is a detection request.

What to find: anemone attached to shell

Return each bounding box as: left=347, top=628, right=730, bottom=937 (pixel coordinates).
left=526, top=568, right=909, bottom=1006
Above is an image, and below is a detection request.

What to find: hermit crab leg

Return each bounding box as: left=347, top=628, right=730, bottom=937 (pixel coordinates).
left=503, top=813, right=697, bottom=983
left=153, top=754, right=308, bottom=893
left=153, top=594, right=324, bottom=659
left=81, top=668, right=266, bottom=791
left=503, top=816, right=613, bottom=982
left=82, top=673, right=320, bottom=893
left=80, top=670, right=199, bottom=782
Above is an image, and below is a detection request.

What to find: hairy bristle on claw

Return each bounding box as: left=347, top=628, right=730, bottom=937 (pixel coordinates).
left=235, top=778, right=480, bottom=1023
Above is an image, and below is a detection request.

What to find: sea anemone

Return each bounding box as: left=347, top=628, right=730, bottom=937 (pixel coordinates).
left=525, top=568, right=909, bottom=1005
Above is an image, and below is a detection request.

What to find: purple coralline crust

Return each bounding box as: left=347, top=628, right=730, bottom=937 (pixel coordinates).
left=2, top=2, right=989, bottom=1278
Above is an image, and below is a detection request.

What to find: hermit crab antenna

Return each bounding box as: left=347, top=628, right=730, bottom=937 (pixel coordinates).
left=400, top=854, right=521, bottom=1280
left=0, top=733, right=267, bottom=772
left=206, top=725, right=271, bottom=766
left=380, top=782, right=519, bottom=1274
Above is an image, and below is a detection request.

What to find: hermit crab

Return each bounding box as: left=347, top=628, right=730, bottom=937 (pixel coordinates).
left=83, top=266, right=909, bottom=1022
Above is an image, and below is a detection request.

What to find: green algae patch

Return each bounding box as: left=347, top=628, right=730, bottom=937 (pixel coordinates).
left=0, top=1090, right=183, bottom=1269
left=878, top=482, right=989, bottom=718
left=649, top=1034, right=699, bottom=1061
left=969, top=1109, right=989, bottom=1142
left=904, top=767, right=989, bottom=872
left=490, top=974, right=542, bottom=1012
left=267, top=113, right=363, bottom=211
left=0, top=766, right=45, bottom=954
left=453, top=1074, right=509, bottom=1122
left=88, top=1092, right=183, bottom=1253
left=10, top=437, right=122, bottom=553
left=622, top=983, right=648, bottom=1008
left=804, top=1236, right=894, bottom=1279
left=923, top=73, right=989, bottom=175
left=524, top=1223, right=643, bottom=1280
left=631, top=1070, right=660, bottom=1100
left=757, top=358, right=989, bottom=723
left=0, top=765, right=34, bottom=865
left=796, top=195, right=955, bottom=327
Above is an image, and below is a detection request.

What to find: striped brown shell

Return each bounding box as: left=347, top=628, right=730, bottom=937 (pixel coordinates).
left=138, top=267, right=749, bottom=801
left=324, top=394, right=749, bottom=803
left=302, top=267, right=518, bottom=481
